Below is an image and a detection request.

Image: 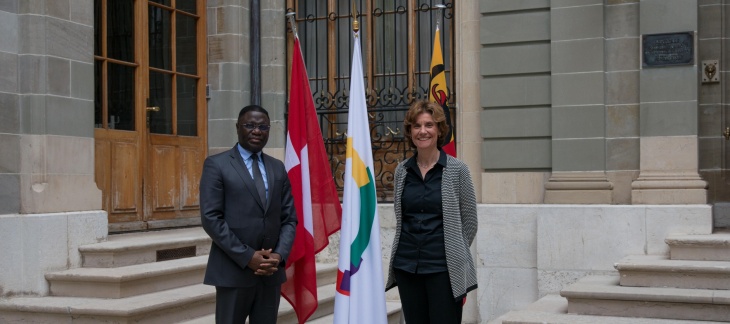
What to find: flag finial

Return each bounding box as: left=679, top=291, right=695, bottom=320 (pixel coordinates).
left=286, top=12, right=297, bottom=38
left=351, top=1, right=359, bottom=33
left=435, top=3, right=446, bottom=30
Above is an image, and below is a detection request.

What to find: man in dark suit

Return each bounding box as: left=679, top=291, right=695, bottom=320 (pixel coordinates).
left=200, top=105, right=297, bottom=323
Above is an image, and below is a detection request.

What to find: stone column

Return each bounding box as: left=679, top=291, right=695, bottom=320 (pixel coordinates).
left=544, top=1, right=613, bottom=204
left=631, top=0, right=707, bottom=204
left=457, top=0, right=482, bottom=203
left=0, top=1, right=106, bottom=296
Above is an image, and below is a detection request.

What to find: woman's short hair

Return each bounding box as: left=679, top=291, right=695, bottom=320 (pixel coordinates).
left=403, top=100, right=449, bottom=149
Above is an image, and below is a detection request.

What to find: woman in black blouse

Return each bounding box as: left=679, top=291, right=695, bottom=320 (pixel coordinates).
left=385, top=100, right=478, bottom=323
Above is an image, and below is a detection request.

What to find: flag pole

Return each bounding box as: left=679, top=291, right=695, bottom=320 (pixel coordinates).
left=435, top=3, right=446, bottom=30
left=351, top=0, right=359, bottom=33
left=286, top=11, right=298, bottom=39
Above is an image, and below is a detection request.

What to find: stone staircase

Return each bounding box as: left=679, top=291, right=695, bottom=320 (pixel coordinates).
left=494, top=229, right=730, bottom=323
left=0, top=227, right=402, bottom=323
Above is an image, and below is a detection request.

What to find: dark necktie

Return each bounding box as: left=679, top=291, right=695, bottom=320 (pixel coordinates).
left=251, top=154, right=267, bottom=205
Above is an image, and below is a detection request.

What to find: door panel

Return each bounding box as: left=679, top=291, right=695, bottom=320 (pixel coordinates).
left=180, top=146, right=202, bottom=210
left=94, top=129, right=143, bottom=227
left=111, top=141, right=141, bottom=213
left=149, top=143, right=177, bottom=213
left=146, top=134, right=204, bottom=222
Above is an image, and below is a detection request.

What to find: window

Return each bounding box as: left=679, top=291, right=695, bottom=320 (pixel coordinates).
left=94, top=0, right=203, bottom=136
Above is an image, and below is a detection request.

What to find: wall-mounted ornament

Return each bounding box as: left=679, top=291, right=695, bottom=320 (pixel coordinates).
left=702, top=60, right=719, bottom=83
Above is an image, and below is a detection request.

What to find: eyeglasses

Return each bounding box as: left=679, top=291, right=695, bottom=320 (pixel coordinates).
left=241, top=123, right=271, bottom=131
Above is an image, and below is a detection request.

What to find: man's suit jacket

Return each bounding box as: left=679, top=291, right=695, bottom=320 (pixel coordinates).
left=200, top=145, right=297, bottom=287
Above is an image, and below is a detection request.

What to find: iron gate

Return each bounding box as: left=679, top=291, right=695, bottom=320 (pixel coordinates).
left=286, top=0, right=455, bottom=202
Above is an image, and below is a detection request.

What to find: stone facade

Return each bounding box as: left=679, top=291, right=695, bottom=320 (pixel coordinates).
left=0, top=0, right=724, bottom=323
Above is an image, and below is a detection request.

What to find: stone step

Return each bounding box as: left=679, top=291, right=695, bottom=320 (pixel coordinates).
left=80, top=227, right=211, bottom=268
left=493, top=295, right=727, bottom=324
left=316, top=262, right=338, bottom=286
left=0, top=283, right=216, bottom=324
left=666, top=230, right=730, bottom=261
left=560, top=275, right=730, bottom=322
left=277, top=282, right=337, bottom=323
left=181, top=263, right=338, bottom=324
left=615, top=255, right=730, bottom=290
left=180, top=282, right=340, bottom=324
left=306, top=301, right=403, bottom=324
left=46, top=255, right=207, bottom=298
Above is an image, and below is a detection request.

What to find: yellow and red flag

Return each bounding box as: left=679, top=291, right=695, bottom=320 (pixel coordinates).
left=429, top=25, right=456, bottom=157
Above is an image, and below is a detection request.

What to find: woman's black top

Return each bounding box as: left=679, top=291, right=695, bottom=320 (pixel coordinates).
left=393, top=150, right=448, bottom=274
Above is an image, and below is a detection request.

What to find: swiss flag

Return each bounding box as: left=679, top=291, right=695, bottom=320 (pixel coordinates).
left=283, top=36, right=343, bottom=324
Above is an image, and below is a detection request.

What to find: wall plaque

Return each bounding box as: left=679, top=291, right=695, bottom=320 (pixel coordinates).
left=642, top=32, right=694, bottom=67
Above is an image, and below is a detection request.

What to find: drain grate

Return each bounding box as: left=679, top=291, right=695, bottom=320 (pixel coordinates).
left=156, top=246, right=196, bottom=261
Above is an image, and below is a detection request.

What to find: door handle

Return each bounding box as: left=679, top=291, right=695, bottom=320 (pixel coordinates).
left=724, top=127, right=730, bottom=141
left=146, top=106, right=160, bottom=112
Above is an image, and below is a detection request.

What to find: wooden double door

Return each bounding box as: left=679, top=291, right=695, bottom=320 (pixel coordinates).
left=93, top=0, right=207, bottom=232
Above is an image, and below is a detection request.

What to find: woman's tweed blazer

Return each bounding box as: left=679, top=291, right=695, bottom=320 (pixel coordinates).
left=385, top=154, right=478, bottom=301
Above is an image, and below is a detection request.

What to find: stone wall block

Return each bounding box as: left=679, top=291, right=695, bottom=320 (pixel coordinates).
left=45, top=136, right=94, bottom=175
left=218, top=62, right=243, bottom=91
left=46, top=18, right=92, bottom=61
left=477, top=205, right=538, bottom=268
left=207, top=90, right=244, bottom=120
left=551, top=38, right=603, bottom=74
left=19, top=54, right=48, bottom=94
left=481, top=0, right=549, bottom=13
left=640, top=0, right=697, bottom=34
left=71, top=61, right=93, bottom=100
left=639, top=101, right=698, bottom=137
left=606, top=71, right=639, bottom=105
left=45, top=96, right=94, bottom=137
left=208, top=34, right=242, bottom=63
left=481, top=43, right=550, bottom=76
left=0, top=92, right=20, bottom=134
left=606, top=104, right=639, bottom=138
left=552, top=105, right=605, bottom=139
left=551, top=5, right=603, bottom=41
left=0, top=174, right=20, bottom=214
left=19, top=94, right=46, bottom=135
left=481, top=11, right=550, bottom=45
left=606, top=38, right=640, bottom=71
left=482, top=75, right=550, bottom=108
left=605, top=2, right=639, bottom=38
left=698, top=105, right=721, bottom=137
left=69, top=0, right=93, bottom=26
left=606, top=137, right=640, bottom=171
left=19, top=14, right=46, bottom=54
left=216, top=5, right=241, bottom=34
left=261, top=63, right=284, bottom=93
left=699, top=137, right=722, bottom=170
left=481, top=107, right=551, bottom=138
left=537, top=206, right=646, bottom=270
left=552, top=139, right=606, bottom=171
left=481, top=172, right=549, bottom=204
left=47, top=56, right=70, bottom=96
left=0, top=11, right=19, bottom=53
left=479, top=267, right=538, bottom=321
left=646, top=205, right=712, bottom=254
left=551, top=72, right=604, bottom=107
left=482, top=138, right=551, bottom=170
left=0, top=133, right=21, bottom=173
left=0, top=51, right=18, bottom=93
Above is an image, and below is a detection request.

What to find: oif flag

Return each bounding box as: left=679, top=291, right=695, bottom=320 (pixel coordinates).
left=333, top=30, right=388, bottom=324
left=284, top=36, right=343, bottom=323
